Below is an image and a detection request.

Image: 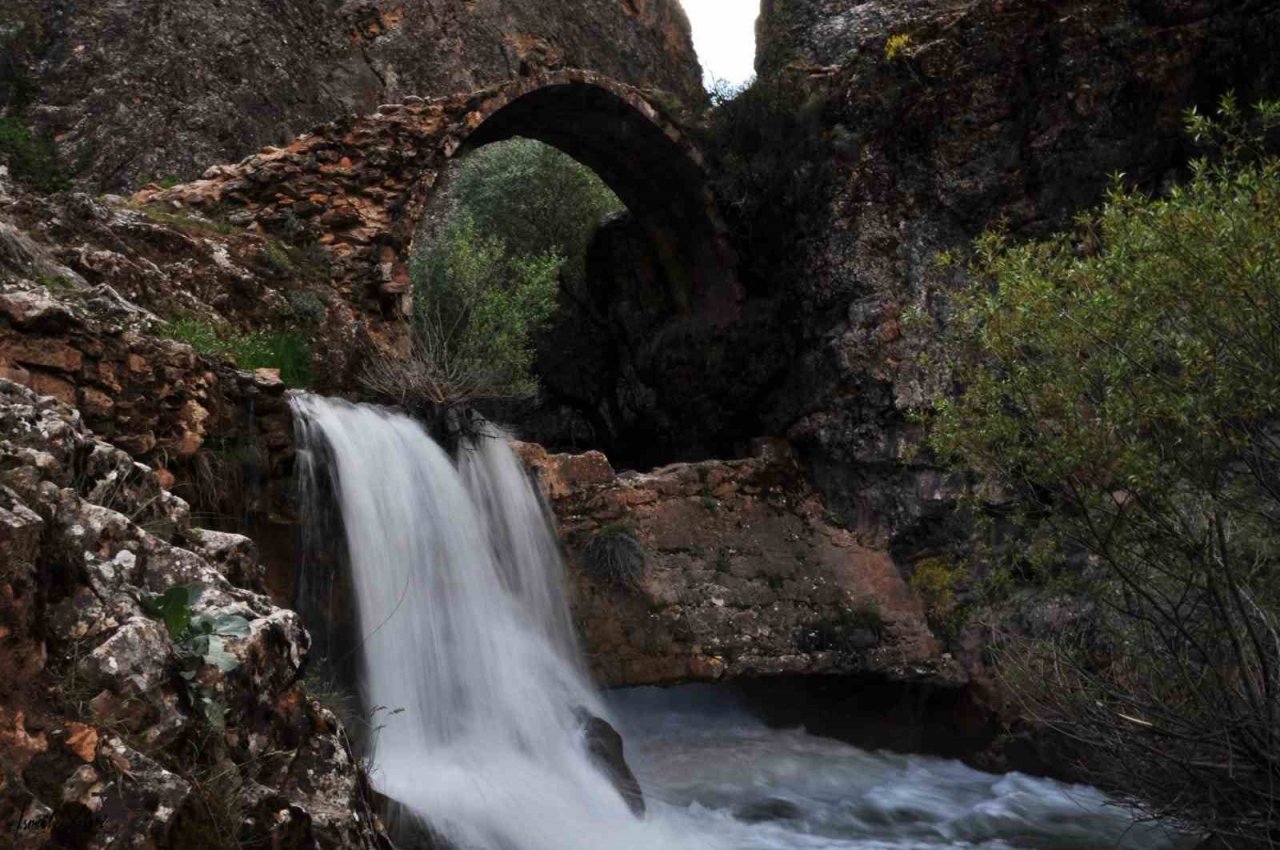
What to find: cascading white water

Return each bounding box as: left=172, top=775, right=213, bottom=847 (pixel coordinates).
left=291, top=395, right=697, bottom=850
left=292, top=394, right=1190, bottom=850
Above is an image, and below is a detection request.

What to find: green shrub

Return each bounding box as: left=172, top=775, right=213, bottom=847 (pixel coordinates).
left=368, top=138, right=623, bottom=407
left=929, top=96, right=1280, bottom=841
left=284, top=289, right=327, bottom=325
left=0, top=116, right=69, bottom=192
left=364, top=214, right=559, bottom=404
left=582, top=524, right=645, bottom=585
left=161, top=317, right=313, bottom=387
left=909, top=555, right=966, bottom=645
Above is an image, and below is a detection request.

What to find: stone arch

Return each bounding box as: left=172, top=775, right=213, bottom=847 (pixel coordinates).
left=138, top=70, right=740, bottom=329
left=452, top=75, right=741, bottom=323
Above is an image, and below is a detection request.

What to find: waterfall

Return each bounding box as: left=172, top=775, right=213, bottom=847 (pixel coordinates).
left=291, top=395, right=695, bottom=850
left=291, top=394, right=1186, bottom=850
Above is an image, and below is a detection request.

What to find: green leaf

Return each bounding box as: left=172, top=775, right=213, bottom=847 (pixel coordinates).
left=210, top=613, right=252, bottom=639
left=190, top=612, right=250, bottom=638
left=201, top=636, right=240, bottom=673
left=141, top=584, right=204, bottom=640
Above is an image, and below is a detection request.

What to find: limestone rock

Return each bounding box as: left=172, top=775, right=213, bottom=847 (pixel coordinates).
left=0, top=380, right=383, bottom=848
left=579, top=712, right=646, bottom=816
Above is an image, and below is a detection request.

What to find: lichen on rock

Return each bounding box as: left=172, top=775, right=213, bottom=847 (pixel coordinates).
left=0, top=379, right=383, bottom=848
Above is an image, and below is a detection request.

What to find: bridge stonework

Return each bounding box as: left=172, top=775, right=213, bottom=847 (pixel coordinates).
left=135, top=70, right=739, bottom=335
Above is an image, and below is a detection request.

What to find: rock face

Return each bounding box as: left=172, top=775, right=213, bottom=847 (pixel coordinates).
left=697, top=0, right=1280, bottom=562
left=0, top=378, right=381, bottom=848
left=0, top=186, right=310, bottom=526
left=0, top=0, right=702, bottom=192
left=517, top=440, right=955, bottom=688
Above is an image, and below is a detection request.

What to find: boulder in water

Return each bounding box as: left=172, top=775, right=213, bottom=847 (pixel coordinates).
left=578, top=711, right=646, bottom=816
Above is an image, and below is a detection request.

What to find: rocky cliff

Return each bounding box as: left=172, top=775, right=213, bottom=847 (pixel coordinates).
left=4, top=2, right=1279, bottom=836
left=0, top=0, right=702, bottom=192
left=0, top=379, right=380, bottom=849
left=712, top=0, right=1280, bottom=558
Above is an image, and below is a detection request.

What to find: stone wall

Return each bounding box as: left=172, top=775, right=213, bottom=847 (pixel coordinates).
left=0, top=178, right=326, bottom=520
left=132, top=70, right=735, bottom=349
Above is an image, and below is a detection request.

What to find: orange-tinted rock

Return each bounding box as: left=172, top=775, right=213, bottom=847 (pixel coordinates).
left=535, top=443, right=955, bottom=688
left=80, top=386, right=114, bottom=418
left=26, top=371, right=76, bottom=405
left=0, top=338, right=83, bottom=373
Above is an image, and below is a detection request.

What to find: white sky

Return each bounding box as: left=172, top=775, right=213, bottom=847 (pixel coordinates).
left=678, top=0, right=759, bottom=89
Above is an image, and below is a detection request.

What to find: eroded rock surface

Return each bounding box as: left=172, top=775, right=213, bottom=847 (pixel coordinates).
left=518, top=440, right=956, bottom=688
left=0, top=0, right=702, bottom=192
left=624, top=0, right=1280, bottom=565
left=0, top=379, right=380, bottom=848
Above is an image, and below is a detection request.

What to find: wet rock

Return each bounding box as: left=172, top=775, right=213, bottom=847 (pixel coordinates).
left=578, top=711, right=646, bottom=816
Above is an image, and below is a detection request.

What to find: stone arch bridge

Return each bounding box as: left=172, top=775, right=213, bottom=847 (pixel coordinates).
left=137, top=69, right=740, bottom=327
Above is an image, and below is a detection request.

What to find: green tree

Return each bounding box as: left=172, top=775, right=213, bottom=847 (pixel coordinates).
left=930, top=97, right=1280, bottom=844
left=369, top=138, right=620, bottom=406
left=363, top=214, right=561, bottom=404
left=451, top=138, right=622, bottom=286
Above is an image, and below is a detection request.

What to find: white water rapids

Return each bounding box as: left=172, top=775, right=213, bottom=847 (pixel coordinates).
left=291, top=395, right=1190, bottom=850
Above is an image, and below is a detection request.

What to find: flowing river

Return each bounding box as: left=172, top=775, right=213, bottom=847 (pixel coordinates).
left=291, top=395, right=1189, bottom=850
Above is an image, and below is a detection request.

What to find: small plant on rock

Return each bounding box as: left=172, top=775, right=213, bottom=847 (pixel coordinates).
left=910, top=554, right=967, bottom=645
left=582, top=524, right=646, bottom=585
left=160, top=317, right=313, bottom=387
left=141, top=583, right=250, bottom=727
left=884, top=33, right=913, bottom=62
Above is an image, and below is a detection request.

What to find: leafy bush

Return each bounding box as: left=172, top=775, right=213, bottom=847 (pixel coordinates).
left=582, top=524, right=645, bottom=585
left=363, top=215, right=560, bottom=404
left=365, top=138, right=619, bottom=407
left=284, top=289, right=327, bottom=325
left=929, top=96, right=1280, bottom=842
left=909, top=555, right=966, bottom=645
left=0, top=116, right=69, bottom=192
left=161, top=317, right=313, bottom=387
